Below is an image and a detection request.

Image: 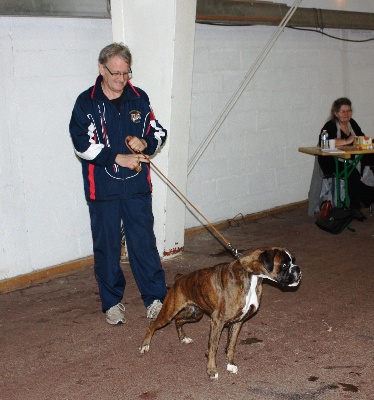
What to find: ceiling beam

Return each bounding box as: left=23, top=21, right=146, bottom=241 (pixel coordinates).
left=0, top=0, right=110, bottom=19
left=196, top=0, right=374, bottom=30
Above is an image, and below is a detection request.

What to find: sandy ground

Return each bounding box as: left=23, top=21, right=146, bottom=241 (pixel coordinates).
left=1, top=205, right=373, bottom=400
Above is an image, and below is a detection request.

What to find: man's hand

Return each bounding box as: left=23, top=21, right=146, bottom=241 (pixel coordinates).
left=127, top=136, right=147, bottom=152
left=115, top=153, right=149, bottom=171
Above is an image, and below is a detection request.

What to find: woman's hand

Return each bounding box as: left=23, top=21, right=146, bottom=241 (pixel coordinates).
left=345, top=135, right=354, bottom=145
left=115, top=153, right=149, bottom=171
left=337, top=135, right=354, bottom=146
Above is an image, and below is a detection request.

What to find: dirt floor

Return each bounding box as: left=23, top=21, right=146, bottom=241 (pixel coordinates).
left=1, top=205, right=373, bottom=400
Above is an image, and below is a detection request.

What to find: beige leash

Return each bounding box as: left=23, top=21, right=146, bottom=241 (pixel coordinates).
left=125, top=138, right=241, bottom=258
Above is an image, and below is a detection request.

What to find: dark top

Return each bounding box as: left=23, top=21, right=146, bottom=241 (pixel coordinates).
left=318, top=118, right=364, bottom=175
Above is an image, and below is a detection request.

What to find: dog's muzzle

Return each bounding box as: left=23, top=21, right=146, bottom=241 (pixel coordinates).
left=278, top=265, right=302, bottom=287
left=288, top=265, right=302, bottom=287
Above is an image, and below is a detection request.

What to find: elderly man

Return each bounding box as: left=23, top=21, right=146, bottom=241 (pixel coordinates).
left=69, top=43, right=167, bottom=325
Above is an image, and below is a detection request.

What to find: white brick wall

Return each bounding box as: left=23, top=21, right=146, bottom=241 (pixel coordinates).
left=186, top=23, right=374, bottom=228
left=0, top=17, right=112, bottom=280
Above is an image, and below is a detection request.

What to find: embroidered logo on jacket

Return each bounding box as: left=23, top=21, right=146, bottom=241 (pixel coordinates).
left=130, top=110, right=141, bottom=123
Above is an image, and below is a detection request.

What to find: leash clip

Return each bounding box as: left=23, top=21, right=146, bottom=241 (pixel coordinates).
left=227, top=243, right=241, bottom=259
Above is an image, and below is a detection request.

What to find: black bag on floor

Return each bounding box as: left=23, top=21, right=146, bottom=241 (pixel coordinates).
left=315, top=206, right=353, bottom=234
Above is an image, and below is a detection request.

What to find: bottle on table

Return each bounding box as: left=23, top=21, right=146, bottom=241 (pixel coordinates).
left=321, top=130, right=329, bottom=150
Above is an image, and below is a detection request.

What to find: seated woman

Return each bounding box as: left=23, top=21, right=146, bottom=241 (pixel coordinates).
left=318, top=97, right=374, bottom=221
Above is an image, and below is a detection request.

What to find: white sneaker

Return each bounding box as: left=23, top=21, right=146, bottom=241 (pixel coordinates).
left=146, top=300, right=163, bottom=319
left=106, top=303, right=126, bottom=325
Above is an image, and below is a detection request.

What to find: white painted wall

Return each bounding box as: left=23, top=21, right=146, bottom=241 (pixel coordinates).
left=1, top=0, right=374, bottom=280
left=185, top=4, right=374, bottom=228
left=0, top=17, right=112, bottom=280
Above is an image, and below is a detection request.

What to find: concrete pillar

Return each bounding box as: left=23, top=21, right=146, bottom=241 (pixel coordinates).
left=110, top=0, right=197, bottom=258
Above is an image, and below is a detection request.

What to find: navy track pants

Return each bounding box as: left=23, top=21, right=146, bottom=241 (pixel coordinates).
left=88, top=194, right=167, bottom=312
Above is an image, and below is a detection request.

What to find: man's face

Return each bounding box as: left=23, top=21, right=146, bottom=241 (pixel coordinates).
left=99, top=55, right=131, bottom=98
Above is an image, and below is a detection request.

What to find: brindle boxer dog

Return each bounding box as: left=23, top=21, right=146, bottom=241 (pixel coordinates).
left=139, top=247, right=301, bottom=379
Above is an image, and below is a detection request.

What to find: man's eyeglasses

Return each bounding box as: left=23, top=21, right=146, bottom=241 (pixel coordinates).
left=104, top=65, right=132, bottom=79
left=338, top=109, right=352, bottom=114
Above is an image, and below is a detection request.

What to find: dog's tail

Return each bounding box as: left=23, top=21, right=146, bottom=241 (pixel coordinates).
left=174, top=273, right=184, bottom=282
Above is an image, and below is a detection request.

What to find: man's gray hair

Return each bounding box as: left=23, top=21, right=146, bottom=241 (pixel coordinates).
left=98, top=43, right=132, bottom=66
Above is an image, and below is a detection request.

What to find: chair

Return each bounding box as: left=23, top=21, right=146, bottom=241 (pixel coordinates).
left=308, top=158, right=344, bottom=217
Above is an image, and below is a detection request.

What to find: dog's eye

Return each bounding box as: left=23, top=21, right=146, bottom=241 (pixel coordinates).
left=280, top=263, right=288, bottom=269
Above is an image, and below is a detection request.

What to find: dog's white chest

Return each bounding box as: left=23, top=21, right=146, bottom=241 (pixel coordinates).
left=240, top=275, right=259, bottom=320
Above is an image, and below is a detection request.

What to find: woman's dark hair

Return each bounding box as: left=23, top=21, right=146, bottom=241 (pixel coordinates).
left=330, top=97, right=352, bottom=120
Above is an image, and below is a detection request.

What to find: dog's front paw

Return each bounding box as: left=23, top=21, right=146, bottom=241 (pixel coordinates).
left=208, top=372, right=219, bottom=380
left=139, top=344, right=150, bottom=354
left=207, top=368, right=219, bottom=379
left=227, top=363, right=238, bottom=374
left=181, top=336, right=193, bottom=344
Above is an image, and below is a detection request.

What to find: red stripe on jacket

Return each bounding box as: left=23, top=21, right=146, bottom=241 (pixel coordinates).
left=88, top=162, right=96, bottom=200
left=128, top=81, right=140, bottom=97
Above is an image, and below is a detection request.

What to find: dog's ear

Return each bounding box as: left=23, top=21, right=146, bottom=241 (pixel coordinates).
left=258, top=248, right=276, bottom=273
left=239, top=248, right=275, bottom=274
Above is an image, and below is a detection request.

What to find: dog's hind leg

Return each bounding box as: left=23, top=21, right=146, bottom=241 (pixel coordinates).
left=206, top=315, right=225, bottom=379
left=225, top=321, right=244, bottom=374
left=174, top=305, right=204, bottom=344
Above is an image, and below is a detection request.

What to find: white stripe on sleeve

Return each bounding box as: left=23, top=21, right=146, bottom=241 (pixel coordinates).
left=75, top=143, right=104, bottom=160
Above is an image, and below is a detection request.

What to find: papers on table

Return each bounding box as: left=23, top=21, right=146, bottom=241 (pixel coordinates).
left=321, top=148, right=345, bottom=154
